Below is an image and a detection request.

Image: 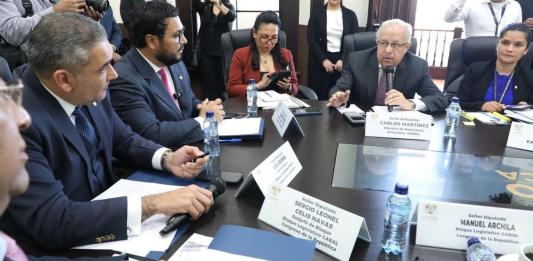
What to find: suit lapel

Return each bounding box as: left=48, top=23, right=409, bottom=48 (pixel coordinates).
left=168, top=64, right=186, bottom=119
left=129, top=49, right=181, bottom=115
left=366, top=54, right=379, bottom=103
left=393, top=57, right=410, bottom=94
left=86, top=103, right=113, bottom=176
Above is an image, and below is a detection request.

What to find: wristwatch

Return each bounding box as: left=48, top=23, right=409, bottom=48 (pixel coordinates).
left=408, top=100, right=416, bottom=110
left=160, top=149, right=172, bottom=172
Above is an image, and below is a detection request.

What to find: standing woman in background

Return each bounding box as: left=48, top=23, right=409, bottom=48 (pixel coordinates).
left=193, top=0, right=235, bottom=100
left=307, top=0, right=358, bottom=100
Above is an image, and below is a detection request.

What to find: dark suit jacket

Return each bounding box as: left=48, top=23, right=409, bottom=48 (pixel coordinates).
left=307, top=4, right=359, bottom=64
left=457, top=59, right=533, bottom=111
left=110, top=48, right=203, bottom=147
left=0, top=65, right=162, bottom=251
left=329, top=47, right=449, bottom=112
left=99, top=6, right=122, bottom=49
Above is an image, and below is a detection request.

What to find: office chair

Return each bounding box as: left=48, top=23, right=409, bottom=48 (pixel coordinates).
left=0, top=56, right=12, bottom=82
left=221, top=29, right=318, bottom=100
left=443, top=36, right=499, bottom=99
left=342, top=31, right=418, bottom=62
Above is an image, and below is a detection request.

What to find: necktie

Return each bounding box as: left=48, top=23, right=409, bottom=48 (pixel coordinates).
left=0, top=232, right=28, bottom=261
left=72, top=106, right=98, bottom=146
left=374, top=70, right=387, bottom=105
left=158, top=67, right=180, bottom=111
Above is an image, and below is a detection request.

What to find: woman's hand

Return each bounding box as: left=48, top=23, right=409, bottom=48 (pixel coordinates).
left=256, top=73, right=273, bottom=90
left=481, top=101, right=505, bottom=112
left=276, top=77, right=292, bottom=93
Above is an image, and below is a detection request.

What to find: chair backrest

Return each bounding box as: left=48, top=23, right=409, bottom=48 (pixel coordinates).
left=443, top=36, right=498, bottom=97
left=221, top=28, right=286, bottom=89
left=342, top=31, right=418, bottom=62
left=0, top=56, right=12, bottom=82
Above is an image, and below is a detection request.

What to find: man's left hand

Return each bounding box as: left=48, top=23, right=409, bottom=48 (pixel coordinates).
left=384, top=89, right=414, bottom=110
left=198, top=98, right=224, bottom=122
left=165, top=146, right=208, bottom=179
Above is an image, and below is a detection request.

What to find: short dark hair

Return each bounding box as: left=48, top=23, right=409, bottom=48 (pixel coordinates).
left=500, top=23, right=532, bottom=48
left=129, top=1, right=179, bottom=48
left=250, top=11, right=288, bottom=70
left=26, top=13, right=107, bottom=76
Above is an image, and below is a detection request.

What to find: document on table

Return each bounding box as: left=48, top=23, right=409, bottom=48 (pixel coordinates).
left=469, top=112, right=509, bottom=125
left=169, top=234, right=266, bottom=261
left=218, top=118, right=263, bottom=137
left=74, top=179, right=183, bottom=257
left=372, top=105, right=407, bottom=113
left=336, top=104, right=364, bottom=114
left=504, top=109, right=533, bottom=123
left=257, top=91, right=309, bottom=109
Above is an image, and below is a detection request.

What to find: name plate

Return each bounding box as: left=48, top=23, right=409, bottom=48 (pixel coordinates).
left=259, top=184, right=371, bottom=261
left=365, top=111, right=432, bottom=140
left=235, top=141, right=302, bottom=198
left=506, top=122, right=533, bottom=152
left=416, top=200, right=533, bottom=254
left=272, top=102, right=304, bottom=138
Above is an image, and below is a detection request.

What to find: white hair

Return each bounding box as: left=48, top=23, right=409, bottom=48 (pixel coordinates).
left=376, top=19, right=413, bottom=43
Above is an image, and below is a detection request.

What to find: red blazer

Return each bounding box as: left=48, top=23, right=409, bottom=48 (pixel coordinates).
left=227, top=45, right=299, bottom=97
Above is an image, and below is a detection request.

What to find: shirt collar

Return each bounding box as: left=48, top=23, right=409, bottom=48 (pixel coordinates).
left=41, top=81, right=77, bottom=117
left=482, top=0, right=510, bottom=4
left=136, top=48, right=164, bottom=73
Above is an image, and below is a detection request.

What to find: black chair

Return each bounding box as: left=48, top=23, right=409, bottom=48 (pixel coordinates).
left=221, top=29, right=318, bottom=100
left=443, top=36, right=499, bottom=99
left=0, top=56, right=12, bottom=82
left=342, top=31, right=418, bottom=62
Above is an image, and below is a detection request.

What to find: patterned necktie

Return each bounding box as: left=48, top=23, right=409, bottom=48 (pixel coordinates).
left=0, top=232, right=28, bottom=261
left=72, top=106, right=98, bottom=146
left=374, top=70, right=387, bottom=105
left=158, top=67, right=180, bottom=111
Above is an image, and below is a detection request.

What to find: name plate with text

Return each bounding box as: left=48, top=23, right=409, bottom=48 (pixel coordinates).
left=365, top=111, right=432, bottom=140
left=506, top=122, right=533, bottom=152
left=416, top=200, right=533, bottom=254
left=259, top=184, right=371, bottom=261
left=272, top=102, right=304, bottom=138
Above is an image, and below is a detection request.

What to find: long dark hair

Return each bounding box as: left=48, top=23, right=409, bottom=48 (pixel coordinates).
left=250, top=11, right=288, bottom=70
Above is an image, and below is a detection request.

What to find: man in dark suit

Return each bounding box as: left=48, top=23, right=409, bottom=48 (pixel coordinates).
left=327, top=19, right=448, bottom=113
left=0, top=13, right=214, bottom=251
left=110, top=1, right=223, bottom=147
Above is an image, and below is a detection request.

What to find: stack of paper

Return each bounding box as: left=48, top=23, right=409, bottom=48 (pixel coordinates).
left=469, top=112, right=510, bottom=125
left=336, top=104, right=364, bottom=114
left=504, top=109, right=533, bottom=124
left=217, top=118, right=264, bottom=139
left=257, top=91, right=309, bottom=109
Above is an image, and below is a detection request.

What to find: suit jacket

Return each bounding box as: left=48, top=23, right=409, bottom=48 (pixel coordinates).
left=99, top=6, right=122, bottom=49
left=227, top=45, right=299, bottom=97
left=329, top=47, right=448, bottom=112
left=307, top=4, right=359, bottom=64
left=457, top=59, right=533, bottom=111
left=0, top=65, right=162, bottom=251
left=110, top=48, right=203, bottom=147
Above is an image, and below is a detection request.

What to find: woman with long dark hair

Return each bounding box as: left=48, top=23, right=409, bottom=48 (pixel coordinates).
left=193, top=0, right=235, bottom=100
left=307, top=0, right=358, bottom=100
left=458, top=23, right=533, bottom=112
left=227, top=11, right=299, bottom=97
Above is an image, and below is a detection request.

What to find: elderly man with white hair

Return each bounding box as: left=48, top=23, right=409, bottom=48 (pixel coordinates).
left=327, top=19, right=448, bottom=113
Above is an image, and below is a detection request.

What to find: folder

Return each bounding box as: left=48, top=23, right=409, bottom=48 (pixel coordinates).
left=218, top=118, right=265, bottom=140
left=208, top=225, right=315, bottom=261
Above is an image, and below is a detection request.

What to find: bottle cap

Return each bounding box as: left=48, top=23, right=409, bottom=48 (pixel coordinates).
left=467, top=237, right=480, bottom=247
left=248, top=79, right=256, bottom=84
left=394, top=183, right=409, bottom=195
left=206, top=111, right=214, bottom=118
left=451, top=96, right=460, bottom=103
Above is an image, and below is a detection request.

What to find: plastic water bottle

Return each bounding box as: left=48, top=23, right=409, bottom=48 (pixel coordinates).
left=203, top=111, right=219, bottom=157
left=381, top=183, right=412, bottom=255
left=444, top=96, right=461, bottom=138
left=466, top=237, right=496, bottom=261
left=246, top=79, right=258, bottom=117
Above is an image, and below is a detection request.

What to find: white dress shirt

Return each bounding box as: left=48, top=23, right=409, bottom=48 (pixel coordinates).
left=326, top=8, right=343, bottom=53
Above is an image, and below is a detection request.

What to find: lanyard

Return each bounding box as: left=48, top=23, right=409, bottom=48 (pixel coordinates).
left=488, top=2, right=508, bottom=36
left=493, top=70, right=514, bottom=103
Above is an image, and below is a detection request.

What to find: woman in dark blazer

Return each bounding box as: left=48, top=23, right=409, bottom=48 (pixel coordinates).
left=307, top=0, right=358, bottom=100
left=193, top=0, right=235, bottom=100
left=458, top=23, right=533, bottom=112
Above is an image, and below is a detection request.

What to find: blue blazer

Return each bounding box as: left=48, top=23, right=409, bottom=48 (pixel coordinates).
left=99, top=6, right=122, bottom=49
left=0, top=65, right=162, bottom=251
left=110, top=48, right=203, bottom=147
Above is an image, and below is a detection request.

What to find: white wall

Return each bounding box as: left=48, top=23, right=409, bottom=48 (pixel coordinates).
left=299, top=0, right=369, bottom=26
left=110, top=0, right=176, bottom=24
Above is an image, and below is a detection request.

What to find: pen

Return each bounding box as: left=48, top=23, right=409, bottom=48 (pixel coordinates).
left=191, top=152, right=209, bottom=163
left=219, top=138, right=242, bottom=143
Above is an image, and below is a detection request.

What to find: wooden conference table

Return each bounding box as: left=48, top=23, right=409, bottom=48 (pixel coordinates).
left=161, top=99, right=533, bottom=261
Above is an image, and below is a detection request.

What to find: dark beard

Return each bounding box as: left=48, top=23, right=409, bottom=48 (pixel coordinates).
left=155, top=49, right=181, bottom=66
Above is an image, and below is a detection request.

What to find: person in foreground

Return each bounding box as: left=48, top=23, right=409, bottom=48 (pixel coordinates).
left=110, top=1, right=224, bottom=147
left=458, top=23, right=533, bottom=112
left=327, top=19, right=448, bottom=113
left=226, top=11, right=299, bottom=97
left=0, top=13, right=214, bottom=251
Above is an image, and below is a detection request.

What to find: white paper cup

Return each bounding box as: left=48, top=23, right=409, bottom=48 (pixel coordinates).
left=519, top=243, right=533, bottom=261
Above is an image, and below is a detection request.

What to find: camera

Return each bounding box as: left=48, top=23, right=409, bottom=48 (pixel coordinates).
left=86, top=0, right=109, bottom=13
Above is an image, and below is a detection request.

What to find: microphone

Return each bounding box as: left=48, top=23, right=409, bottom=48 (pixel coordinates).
left=172, top=91, right=183, bottom=101
left=159, top=178, right=226, bottom=235
left=384, top=66, right=395, bottom=112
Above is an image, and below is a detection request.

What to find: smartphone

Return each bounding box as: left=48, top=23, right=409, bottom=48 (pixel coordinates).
left=290, top=107, right=322, bottom=116
left=343, top=112, right=366, bottom=125
left=195, top=170, right=243, bottom=184
left=268, top=70, right=291, bottom=83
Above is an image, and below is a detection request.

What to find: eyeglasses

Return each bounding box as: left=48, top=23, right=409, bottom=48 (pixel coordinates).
left=376, top=40, right=408, bottom=50
left=0, top=80, right=23, bottom=105
left=159, top=30, right=185, bottom=42
left=498, top=39, right=527, bottom=48
left=259, top=35, right=278, bottom=44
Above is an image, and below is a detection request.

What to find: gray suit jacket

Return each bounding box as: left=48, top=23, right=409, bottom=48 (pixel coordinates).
left=329, top=47, right=448, bottom=112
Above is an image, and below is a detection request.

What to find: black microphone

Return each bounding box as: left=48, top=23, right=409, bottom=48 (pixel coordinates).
left=159, top=178, right=226, bottom=235
left=384, top=66, right=395, bottom=112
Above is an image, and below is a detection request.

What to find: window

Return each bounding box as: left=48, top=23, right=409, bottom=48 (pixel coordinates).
left=229, top=0, right=279, bottom=29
